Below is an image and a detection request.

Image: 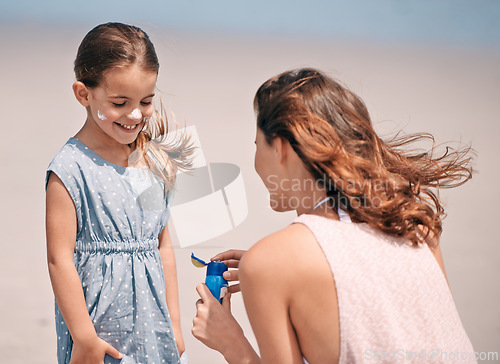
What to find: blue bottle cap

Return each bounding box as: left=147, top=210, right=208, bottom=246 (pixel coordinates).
left=206, top=261, right=228, bottom=276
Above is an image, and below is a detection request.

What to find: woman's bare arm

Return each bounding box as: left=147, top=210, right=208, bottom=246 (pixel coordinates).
left=239, top=231, right=304, bottom=364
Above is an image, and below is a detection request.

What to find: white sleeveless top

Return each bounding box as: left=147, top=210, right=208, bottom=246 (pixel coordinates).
left=294, top=214, right=476, bottom=364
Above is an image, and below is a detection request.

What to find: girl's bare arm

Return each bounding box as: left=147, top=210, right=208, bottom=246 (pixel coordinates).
left=46, top=172, right=121, bottom=362
left=158, top=225, right=185, bottom=356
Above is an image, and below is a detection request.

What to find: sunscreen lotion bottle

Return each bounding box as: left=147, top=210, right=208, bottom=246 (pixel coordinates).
left=205, top=261, right=228, bottom=303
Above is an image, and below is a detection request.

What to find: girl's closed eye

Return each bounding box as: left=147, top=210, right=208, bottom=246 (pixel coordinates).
left=112, top=101, right=151, bottom=107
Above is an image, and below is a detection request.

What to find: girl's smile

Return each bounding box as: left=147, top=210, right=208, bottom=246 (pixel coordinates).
left=114, top=121, right=144, bottom=133
left=116, top=122, right=139, bottom=130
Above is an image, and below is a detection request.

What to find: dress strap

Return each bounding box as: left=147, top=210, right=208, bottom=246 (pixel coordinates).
left=338, top=208, right=352, bottom=223
left=312, top=197, right=351, bottom=223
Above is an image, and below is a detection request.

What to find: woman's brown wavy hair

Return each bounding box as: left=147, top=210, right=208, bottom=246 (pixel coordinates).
left=254, top=68, right=474, bottom=246
left=74, top=22, right=194, bottom=191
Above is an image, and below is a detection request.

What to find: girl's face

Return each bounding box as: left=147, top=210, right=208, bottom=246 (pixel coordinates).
left=87, top=64, right=157, bottom=145
left=254, top=128, right=288, bottom=211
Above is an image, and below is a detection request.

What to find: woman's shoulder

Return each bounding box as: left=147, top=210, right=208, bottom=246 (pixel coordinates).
left=239, top=222, right=321, bottom=285
left=246, top=223, right=314, bottom=258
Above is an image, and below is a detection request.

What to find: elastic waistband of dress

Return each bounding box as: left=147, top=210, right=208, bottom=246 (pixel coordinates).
left=75, top=238, right=159, bottom=253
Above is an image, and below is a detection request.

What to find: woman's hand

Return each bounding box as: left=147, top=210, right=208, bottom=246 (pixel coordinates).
left=69, top=336, right=122, bottom=364
left=211, top=250, right=247, bottom=294
left=192, top=283, right=259, bottom=363
left=192, top=283, right=241, bottom=352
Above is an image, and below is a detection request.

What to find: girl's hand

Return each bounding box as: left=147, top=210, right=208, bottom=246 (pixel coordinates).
left=211, top=250, right=247, bottom=294
left=69, top=336, right=122, bottom=364
left=192, top=283, right=245, bottom=356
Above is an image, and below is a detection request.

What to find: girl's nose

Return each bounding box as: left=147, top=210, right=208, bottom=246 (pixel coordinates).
left=128, top=108, right=142, bottom=121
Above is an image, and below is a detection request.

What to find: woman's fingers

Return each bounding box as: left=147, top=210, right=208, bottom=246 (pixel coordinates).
left=212, top=252, right=246, bottom=290
left=222, top=270, right=239, bottom=282
left=195, top=298, right=203, bottom=309
left=222, top=292, right=231, bottom=311
left=195, top=283, right=218, bottom=304
left=221, top=259, right=241, bottom=268
left=221, top=265, right=241, bottom=293
left=228, top=284, right=240, bottom=294
left=222, top=270, right=241, bottom=293
left=211, top=249, right=246, bottom=263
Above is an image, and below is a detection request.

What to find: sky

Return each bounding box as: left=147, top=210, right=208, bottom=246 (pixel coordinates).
left=1, top=0, right=499, bottom=48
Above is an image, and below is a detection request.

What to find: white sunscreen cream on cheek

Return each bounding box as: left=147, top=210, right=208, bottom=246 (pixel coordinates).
left=97, top=110, right=107, bottom=121
left=129, top=108, right=142, bottom=121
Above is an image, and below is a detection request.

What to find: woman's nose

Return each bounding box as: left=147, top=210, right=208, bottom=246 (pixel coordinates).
left=128, top=108, right=142, bottom=121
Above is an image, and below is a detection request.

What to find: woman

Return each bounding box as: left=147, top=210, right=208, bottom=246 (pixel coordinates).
left=192, top=68, right=476, bottom=364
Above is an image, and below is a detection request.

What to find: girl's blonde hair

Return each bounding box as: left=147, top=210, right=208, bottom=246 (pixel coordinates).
left=129, top=105, right=195, bottom=192
left=255, top=68, right=474, bottom=246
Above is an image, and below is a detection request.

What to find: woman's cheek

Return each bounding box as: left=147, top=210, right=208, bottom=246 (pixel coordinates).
left=254, top=151, right=263, bottom=177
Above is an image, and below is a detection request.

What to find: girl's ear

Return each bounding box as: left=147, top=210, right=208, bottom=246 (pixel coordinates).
left=72, top=81, right=91, bottom=107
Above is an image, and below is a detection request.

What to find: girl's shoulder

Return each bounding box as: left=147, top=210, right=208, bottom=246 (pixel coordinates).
left=45, top=138, right=93, bottom=191
left=48, top=137, right=88, bottom=166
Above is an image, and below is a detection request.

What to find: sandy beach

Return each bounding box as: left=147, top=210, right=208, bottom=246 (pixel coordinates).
left=1, top=23, right=499, bottom=363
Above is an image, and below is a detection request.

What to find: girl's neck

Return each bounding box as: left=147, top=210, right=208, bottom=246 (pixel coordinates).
left=75, top=118, right=133, bottom=167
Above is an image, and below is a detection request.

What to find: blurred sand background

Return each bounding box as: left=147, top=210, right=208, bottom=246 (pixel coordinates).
left=1, top=1, right=499, bottom=362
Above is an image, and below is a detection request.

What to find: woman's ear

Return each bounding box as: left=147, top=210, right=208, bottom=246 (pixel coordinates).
left=273, top=137, right=288, bottom=165
left=277, top=137, right=303, bottom=169
left=72, top=81, right=90, bottom=107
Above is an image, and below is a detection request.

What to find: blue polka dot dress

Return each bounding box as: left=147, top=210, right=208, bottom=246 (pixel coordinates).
left=46, top=137, right=181, bottom=364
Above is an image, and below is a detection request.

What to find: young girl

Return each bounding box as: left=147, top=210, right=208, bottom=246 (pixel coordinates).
left=45, top=23, right=191, bottom=363
left=192, top=68, right=477, bottom=363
